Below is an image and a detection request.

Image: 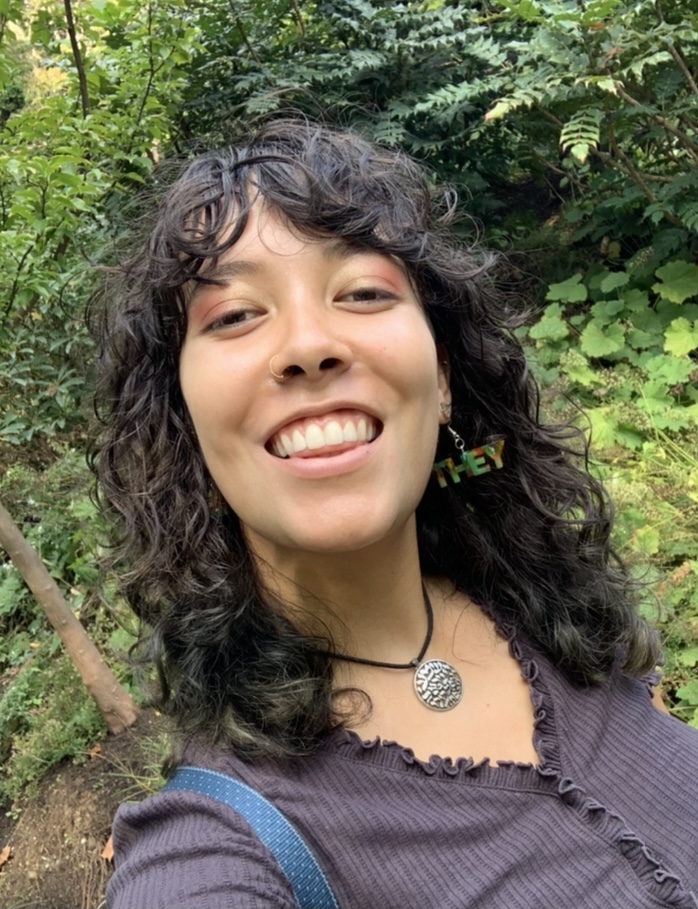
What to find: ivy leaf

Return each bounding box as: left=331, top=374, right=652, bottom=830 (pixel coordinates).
left=546, top=273, right=587, bottom=303
left=591, top=299, right=625, bottom=323
left=652, top=260, right=698, bottom=304
left=631, top=526, right=660, bottom=556
left=580, top=321, right=625, bottom=357
left=599, top=270, right=630, bottom=293
left=644, top=354, right=695, bottom=385
left=529, top=303, right=569, bottom=341
left=664, top=318, right=698, bottom=357
left=678, top=647, right=698, bottom=668
left=584, top=406, right=618, bottom=450
left=676, top=679, right=698, bottom=705
left=627, top=328, right=659, bottom=351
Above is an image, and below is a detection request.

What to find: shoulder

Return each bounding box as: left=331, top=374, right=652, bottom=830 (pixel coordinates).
left=106, top=783, right=298, bottom=909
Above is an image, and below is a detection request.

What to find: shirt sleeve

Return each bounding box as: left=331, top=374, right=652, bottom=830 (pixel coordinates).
left=105, top=788, right=299, bottom=909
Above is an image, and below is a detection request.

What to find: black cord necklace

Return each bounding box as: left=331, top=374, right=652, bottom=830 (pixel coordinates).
left=324, top=585, right=463, bottom=712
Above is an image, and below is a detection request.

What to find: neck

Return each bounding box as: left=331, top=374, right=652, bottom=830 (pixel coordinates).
left=247, top=522, right=431, bottom=664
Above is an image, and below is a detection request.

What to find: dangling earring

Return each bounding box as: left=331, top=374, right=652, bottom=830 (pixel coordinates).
left=432, top=404, right=505, bottom=488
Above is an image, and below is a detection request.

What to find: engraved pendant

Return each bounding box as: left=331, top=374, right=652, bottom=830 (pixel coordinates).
left=413, top=659, right=463, bottom=711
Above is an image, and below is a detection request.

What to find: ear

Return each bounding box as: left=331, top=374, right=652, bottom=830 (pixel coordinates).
left=436, top=344, right=451, bottom=424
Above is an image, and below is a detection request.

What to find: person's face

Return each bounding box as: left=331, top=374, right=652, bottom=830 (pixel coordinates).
left=179, top=202, right=450, bottom=561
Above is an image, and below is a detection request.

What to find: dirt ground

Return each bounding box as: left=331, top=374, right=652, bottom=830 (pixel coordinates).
left=0, top=709, right=165, bottom=909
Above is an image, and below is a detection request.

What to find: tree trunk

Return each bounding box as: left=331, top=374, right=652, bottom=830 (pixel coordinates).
left=0, top=500, right=138, bottom=734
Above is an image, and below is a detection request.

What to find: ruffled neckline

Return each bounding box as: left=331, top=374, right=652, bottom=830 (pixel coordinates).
left=325, top=632, right=561, bottom=787
left=321, top=630, right=695, bottom=909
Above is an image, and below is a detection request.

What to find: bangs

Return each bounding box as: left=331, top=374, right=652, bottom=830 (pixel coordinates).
left=147, top=122, right=440, bottom=297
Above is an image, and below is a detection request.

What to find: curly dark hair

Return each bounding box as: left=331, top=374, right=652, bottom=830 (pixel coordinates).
left=90, top=118, right=660, bottom=758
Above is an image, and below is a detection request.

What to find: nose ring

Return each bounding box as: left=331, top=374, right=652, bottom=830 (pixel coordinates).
left=269, top=356, right=287, bottom=381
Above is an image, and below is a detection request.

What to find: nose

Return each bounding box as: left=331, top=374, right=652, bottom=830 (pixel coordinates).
left=270, top=308, right=353, bottom=383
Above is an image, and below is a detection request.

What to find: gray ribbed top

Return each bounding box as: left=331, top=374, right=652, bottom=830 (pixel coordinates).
left=106, top=636, right=698, bottom=909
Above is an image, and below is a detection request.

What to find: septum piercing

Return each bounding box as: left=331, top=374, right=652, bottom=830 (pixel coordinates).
left=269, top=356, right=287, bottom=381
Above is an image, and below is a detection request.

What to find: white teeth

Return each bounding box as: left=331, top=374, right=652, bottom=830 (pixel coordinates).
left=280, top=433, right=294, bottom=457
left=272, top=416, right=379, bottom=457
left=292, top=429, right=307, bottom=452
left=325, top=420, right=344, bottom=445
left=305, top=424, right=325, bottom=450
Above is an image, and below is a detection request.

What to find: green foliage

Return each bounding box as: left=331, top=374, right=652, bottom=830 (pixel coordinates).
left=0, top=0, right=199, bottom=449
left=481, top=0, right=698, bottom=245
left=0, top=652, right=107, bottom=805
left=526, top=249, right=698, bottom=451
left=598, top=439, right=698, bottom=726
left=0, top=445, right=140, bottom=802
left=0, top=449, right=132, bottom=680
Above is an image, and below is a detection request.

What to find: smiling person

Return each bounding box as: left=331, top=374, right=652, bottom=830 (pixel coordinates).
left=95, top=120, right=698, bottom=909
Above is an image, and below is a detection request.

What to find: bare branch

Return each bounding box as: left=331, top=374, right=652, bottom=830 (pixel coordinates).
left=63, top=0, right=90, bottom=118
left=135, top=1, right=156, bottom=126
left=0, top=501, right=138, bottom=735
left=291, top=0, right=306, bottom=38
left=667, top=44, right=698, bottom=97
left=228, top=2, right=262, bottom=66
left=3, top=244, right=34, bottom=319
left=614, top=84, right=698, bottom=161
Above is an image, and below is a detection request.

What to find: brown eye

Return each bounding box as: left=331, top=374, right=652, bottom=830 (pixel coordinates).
left=342, top=287, right=396, bottom=304
left=205, top=308, right=263, bottom=332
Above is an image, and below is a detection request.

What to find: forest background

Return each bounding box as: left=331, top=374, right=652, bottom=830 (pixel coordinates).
left=1, top=0, right=697, bottom=821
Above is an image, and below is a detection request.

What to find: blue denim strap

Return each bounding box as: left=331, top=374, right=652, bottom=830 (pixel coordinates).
left=162, top=765, right=339, bottom=909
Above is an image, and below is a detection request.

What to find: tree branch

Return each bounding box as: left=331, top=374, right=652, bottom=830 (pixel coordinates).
left=291, top=0, right=306, bottom=38
left=135, top=1, right=156, bottom=126
left=229, top=3, right=262, bottom=66
left=3, top=244, right=34, bottom=319
left=667, top=44, right=698, bottom=97
left=614, top=83, right=698, bottom=161
left=601, top=118, right=685, bottom=228
left=655, top=0, right=698, bottom=96
left=63, top=0, right=90, bottom=118
left=0, top=501, right=138, bottom=735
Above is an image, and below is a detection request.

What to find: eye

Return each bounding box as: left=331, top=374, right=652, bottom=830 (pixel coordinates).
left=339, top=286, right=398, bottom=306
left=203, top=306, right=265, bottom=333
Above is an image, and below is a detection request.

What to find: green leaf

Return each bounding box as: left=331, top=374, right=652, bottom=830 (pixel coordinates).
left=599, top=271, right=630, bottom=293
left=529, top=303, right=569, bottom=341
left=546, top=274, right=587, bottom=303
left=676, top=679, right=698, bottom=705
left=652, top=261, right=698, bottom=304
left=484, top=99, right=514, bottom=121
left=678, top=647, right=698, bottom=668
left=584, top=406, right=618, bottom=450
left=664, top=318, right=698, bottom=357
left=627, top=328, right=659, bottom=351
left=631, top=526, right=660, bottom=556
left=644, top=354, right=695, bottom=385
left=580, top=321, right=625, bottom=357
left=591, top=299, right=625, bottom=324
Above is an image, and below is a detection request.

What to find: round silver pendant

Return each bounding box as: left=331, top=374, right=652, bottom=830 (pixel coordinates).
left=413, top=659, right=463, bottom=711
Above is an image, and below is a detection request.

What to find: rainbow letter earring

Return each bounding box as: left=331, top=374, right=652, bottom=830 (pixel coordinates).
left=432, top=410, right=505, bottom=489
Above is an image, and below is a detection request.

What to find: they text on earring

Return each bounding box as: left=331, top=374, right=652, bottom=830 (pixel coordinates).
left=432, top=439, right=505, bottom=488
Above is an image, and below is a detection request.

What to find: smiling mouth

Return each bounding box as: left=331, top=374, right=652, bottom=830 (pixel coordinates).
left=267, top=413, right=382, bottom=459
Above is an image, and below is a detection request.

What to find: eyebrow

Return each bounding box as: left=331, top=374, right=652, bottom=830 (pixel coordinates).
left=188, top=239, right=381, bottom=302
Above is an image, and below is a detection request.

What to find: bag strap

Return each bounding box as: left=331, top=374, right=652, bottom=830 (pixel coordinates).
left=162, top=765, right=339, bottom=909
